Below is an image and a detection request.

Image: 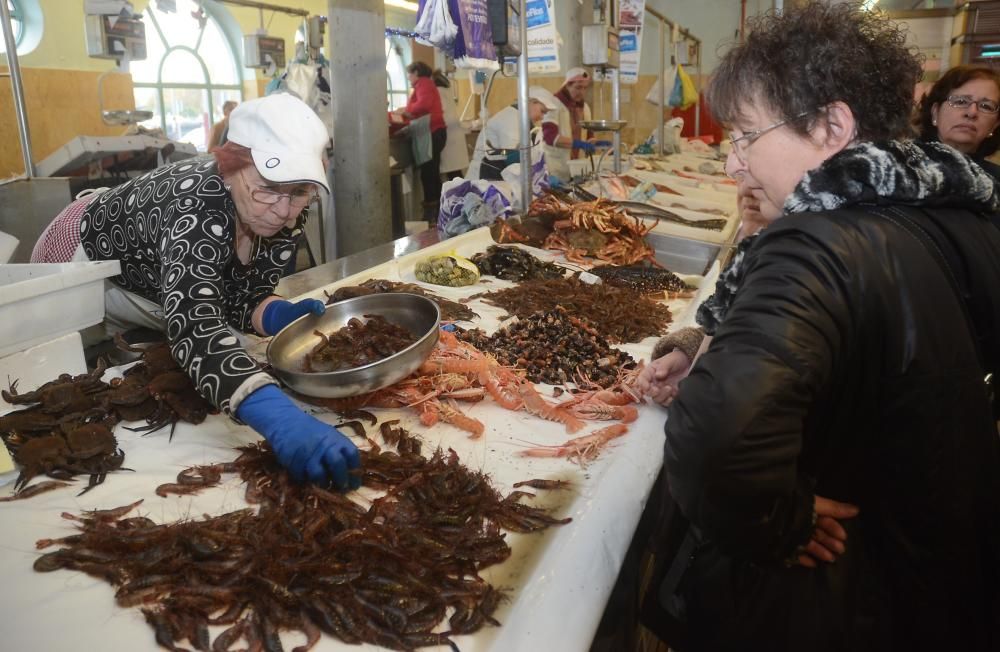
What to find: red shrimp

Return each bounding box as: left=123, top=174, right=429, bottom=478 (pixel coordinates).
left=519, top=423, right=630, bottom=464
left=480, top=369, right=523, bottom=410
left=517, top=383, right=585, bottom=433
left=438, top=401, right=485, bottom=438
left=589, top=389, right=635, bottom=406
left=418, top=399, right=440, bottom=427
left=0, top=480, right=71, bottom=502
left=569, top=401, right=639, bottom=423
left=419, top=357, right=487, bottom=376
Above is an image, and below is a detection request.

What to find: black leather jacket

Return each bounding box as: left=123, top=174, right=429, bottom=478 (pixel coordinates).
left=663, top=205, right=1000, bottom=650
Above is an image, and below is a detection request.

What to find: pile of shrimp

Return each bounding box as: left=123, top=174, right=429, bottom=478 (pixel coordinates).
left=33, top=432, right=573, bottom=651
left=303, top=331, right=645, bottom=466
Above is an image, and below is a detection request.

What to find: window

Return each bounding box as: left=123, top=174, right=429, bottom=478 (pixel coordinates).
left=131, top=0, right=242, bottom=151
left=877, top=0, right=955, bottom=9
left=7, top=0, right=22, bottom=45
left=386, top=36, right=408, bottom=111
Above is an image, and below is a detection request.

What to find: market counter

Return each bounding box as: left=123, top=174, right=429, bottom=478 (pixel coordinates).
left=276, top=227, right=442, bottom=299
left=0, top=226, right=721, bottom=652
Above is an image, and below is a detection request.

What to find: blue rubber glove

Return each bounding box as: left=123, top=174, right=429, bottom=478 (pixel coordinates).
left=236, top=384, right=361, bottom=489
left=572, top=139, right=596, bottom=154
left=593, top=140, right=613, bottom=147
left=261, top=298, right=325, bottom=336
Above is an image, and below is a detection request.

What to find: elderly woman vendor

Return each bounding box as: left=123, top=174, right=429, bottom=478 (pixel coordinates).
left=31, top=94, right=360, bottom=489
left=641, top=4, right=1000, bottom=651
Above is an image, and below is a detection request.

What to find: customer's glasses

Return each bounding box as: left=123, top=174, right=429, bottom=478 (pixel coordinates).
left=946, top=95, right=1000, bottom=114
left=729, top=110, right=812, bottom=164
left=240, top=169, right=316, bottom=208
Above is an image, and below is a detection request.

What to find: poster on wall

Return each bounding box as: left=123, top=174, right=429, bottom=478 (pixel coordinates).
left=619, top=0, right=646, bottom=84
left=507, top=0, right=560, bottom=73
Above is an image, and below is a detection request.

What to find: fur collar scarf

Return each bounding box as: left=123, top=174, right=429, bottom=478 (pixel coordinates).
left=696, top=140, right=1000, bottom=334
left=785, top=140, right=1000, bottom=215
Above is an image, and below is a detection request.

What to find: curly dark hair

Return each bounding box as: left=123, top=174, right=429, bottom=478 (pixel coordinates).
left=915, top=65, right=1000, bottom=158
left=707, top=3, right=922, bottom=142
left=407, top=61, right=433, bottom=78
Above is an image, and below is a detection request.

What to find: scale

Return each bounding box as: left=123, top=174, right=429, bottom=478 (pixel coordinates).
left=581, top=0, right=626, bottom=174
left=98, top=70, right=153, bottom=126
left=84, top=8, right=153, bottom=125
left=581, top=119, right=627, bottom=132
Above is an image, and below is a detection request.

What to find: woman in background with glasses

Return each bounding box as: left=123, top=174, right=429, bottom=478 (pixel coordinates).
left=638, top=5, right=1000, bottom=651
left=30, top=94, right=361, bottom=491
left=916, top=65, right=1000, bottom=180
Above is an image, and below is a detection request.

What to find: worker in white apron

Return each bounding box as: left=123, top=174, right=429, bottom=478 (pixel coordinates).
left=468, top=87, right=560, bottom=181
left=542, top=68, right=596, bottom=182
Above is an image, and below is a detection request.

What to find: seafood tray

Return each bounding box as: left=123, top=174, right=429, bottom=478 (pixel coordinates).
left=0, top=228, right=722, bottom=652
left=633, top=156, right=730, bottom=183
left=627, top=168, right=738, bottom=201
left=582, top=178, right=739, bottom=245
left=283, top=226, right=712, bottom=341
left=645, top=190, right=736, bottom=218
left=647, top=231, right=727, bottom=276
left=643, top=204, right=739, bottom=247
left=0, top=260, right=121, bottom=358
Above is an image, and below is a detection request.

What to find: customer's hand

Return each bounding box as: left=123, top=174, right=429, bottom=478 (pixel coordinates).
left=636, top=349, right=692, bottom=406
left=795, top=495, right=860, bottom=568
left=572, top=139, right=596, bottom=154
left=236, top=385, right=361, bottom=488
left=737, top=180, right=766, bottom=240
left=261, top=298, right=325, bottom=336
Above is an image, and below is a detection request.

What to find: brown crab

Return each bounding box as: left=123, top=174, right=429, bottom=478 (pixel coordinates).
left=11, top=424, right=125, bottom=495
left=2, top=359, right=109, bottom=410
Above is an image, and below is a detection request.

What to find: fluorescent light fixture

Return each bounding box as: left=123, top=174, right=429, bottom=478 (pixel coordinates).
left=386, top=0, right=419, bottom=11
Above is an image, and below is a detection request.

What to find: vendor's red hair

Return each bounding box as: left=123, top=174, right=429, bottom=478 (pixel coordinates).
left=212, top=141, right=255, bottom=178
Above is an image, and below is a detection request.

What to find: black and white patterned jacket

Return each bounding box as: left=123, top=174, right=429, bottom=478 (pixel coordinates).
left=81, top=157, right=298, bottom=415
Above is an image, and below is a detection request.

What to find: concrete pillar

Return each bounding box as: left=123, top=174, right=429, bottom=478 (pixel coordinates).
left=328, top=0, right=391, bottom=258
left=558, top=2, right=584, bottom=71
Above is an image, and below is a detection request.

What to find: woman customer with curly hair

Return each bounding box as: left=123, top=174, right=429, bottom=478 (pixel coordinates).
left=642, top=4, right=1000, bottom=651
left=916, top=65, right=1000, bottom=179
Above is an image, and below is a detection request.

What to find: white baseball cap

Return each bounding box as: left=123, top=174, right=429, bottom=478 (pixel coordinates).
left=227, top=93, right=331, bottom=194
left=564, top=67, right=591, bottom=85
left=528, top=86, right=560, bottom=112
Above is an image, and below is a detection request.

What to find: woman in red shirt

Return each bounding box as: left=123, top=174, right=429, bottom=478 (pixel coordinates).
left=400, top=61, right=447, bottom=221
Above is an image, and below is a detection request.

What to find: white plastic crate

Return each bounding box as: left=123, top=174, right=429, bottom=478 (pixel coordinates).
left=0, top=260, right=121, bottom=358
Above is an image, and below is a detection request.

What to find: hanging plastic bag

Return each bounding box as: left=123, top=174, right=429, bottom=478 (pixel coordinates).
left=501, top=147, right=548, bottom=212
left=264, top=74, right=284, bottom=95
left=645, top=66, right=678, bottom=107
left=284, top=63, right=318, bottom=106
left=415, top=0, right=458, bottom=50
left=668, top=67, right=684, bottom=108
left=452, top=0, right=499, bottom=70
left=677, top=65, right=698, bottom=110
